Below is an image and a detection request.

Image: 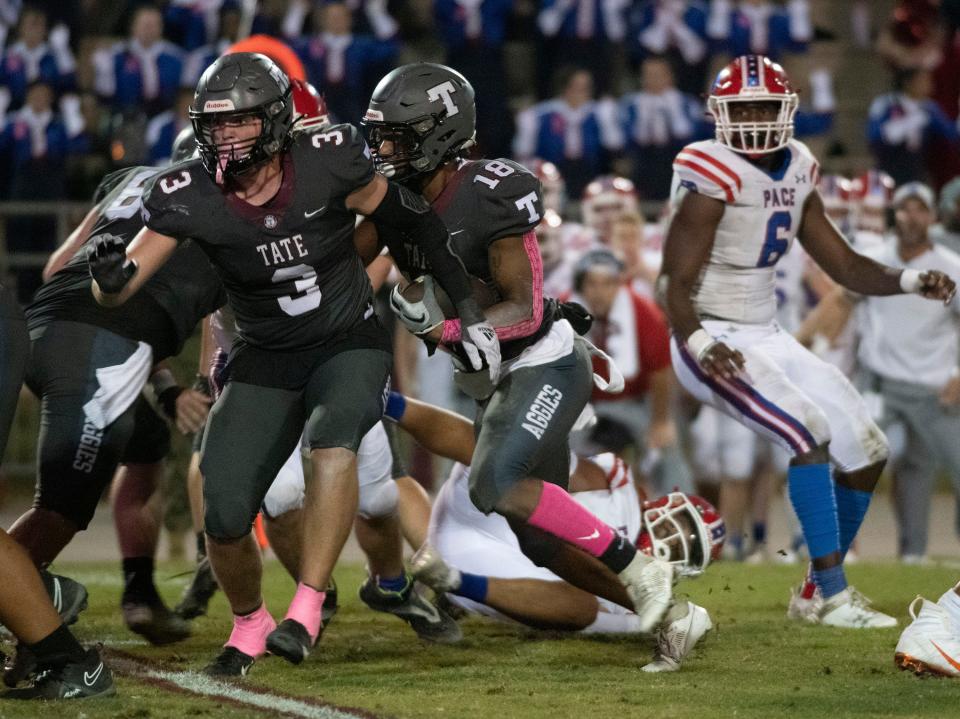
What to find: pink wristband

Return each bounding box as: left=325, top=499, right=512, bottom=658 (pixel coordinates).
left=441, top=318, right=462, bottom=344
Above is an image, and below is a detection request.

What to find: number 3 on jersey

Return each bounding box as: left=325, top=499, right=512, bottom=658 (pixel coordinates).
left=757, top=211, right=791, bottom=267
left=273, top=264, right=321, bottom=316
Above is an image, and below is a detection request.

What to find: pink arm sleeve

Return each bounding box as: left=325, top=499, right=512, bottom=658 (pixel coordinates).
left=440, top=231, right=544, bottom=344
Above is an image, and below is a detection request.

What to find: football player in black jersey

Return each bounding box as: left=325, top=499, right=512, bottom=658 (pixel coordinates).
left=362, top=63, right=675, bottom=636
left=0, top=283, right=115, bottom=701
left=2, top=130, right=224, bottom=686
left=88, top=53, right=498, bottom=675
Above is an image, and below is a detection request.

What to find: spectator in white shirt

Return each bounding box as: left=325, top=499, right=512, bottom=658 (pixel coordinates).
left=807, top=182, right=960, bottom=562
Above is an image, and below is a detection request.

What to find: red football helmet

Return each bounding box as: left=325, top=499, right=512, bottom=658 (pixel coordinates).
left=637, top=492, right=725, bottom=577
left=850, top=169, right=894, bottom=233
left=708, top=55, right=799, bottom=155
left=817, top=174, right=853, bottom=224
left=581, top=175, right=639, bottom=239
left=526, top=159, right=566, bottom=215
left=290, top=79, right=331, bottom=133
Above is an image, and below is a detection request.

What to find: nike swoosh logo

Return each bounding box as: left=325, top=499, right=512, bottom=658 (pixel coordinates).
left=577, top=529, right=601, bottom=541
left=931, top=641, right=960, bottom=672
left=84, top=662, right=104, bottom=686
left=450, top=230, right=465, bottom=236
left=304, top=205, right=326, bottom=218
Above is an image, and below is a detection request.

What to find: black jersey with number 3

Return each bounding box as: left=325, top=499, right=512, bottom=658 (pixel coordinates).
left=142, top=124, right=376, bottom=352
left=27, top=166, right=226, bottom=360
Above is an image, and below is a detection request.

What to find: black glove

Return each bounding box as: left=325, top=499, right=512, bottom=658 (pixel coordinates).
left=157, top=386, right=184, bottom=420
left=87, top=233, right=137, bottom=294
left=192, top=374, right=212, bottom=398
left=556, top=301, right=593, bottom=336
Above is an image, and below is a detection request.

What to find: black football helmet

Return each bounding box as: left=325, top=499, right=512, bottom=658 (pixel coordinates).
left=189, top=52, right=292, bottom=180
left=363, top=63, right=476, bottom=184
left=170, top=126, right=197, bottom=163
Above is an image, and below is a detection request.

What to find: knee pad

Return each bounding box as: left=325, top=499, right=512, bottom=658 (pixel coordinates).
left=261, top=454, right=305, bottom=519
left=204, top=494, right=256, bottom=541
left=358, top=476, right=399, bottom=519
left=510, top=522, right=562, bottom=568
left=799, top=404, right=831, bottom=449
left=860, top=420, right=890, bottom=465
left=469, top=456, right=524, bottom=515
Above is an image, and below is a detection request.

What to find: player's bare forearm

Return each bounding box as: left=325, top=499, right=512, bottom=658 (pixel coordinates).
left=91, top=227, right=178, bottom=307
left=44, top=204, right=100, bottom=281
left=483, top=235, right=538, bottom=337
left=798, top=190, right=902, bottom=295
left=395, top=396, right=476, bottom=465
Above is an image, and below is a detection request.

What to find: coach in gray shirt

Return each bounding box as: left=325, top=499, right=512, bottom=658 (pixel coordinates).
left=808, top=182, right=960, bottom=561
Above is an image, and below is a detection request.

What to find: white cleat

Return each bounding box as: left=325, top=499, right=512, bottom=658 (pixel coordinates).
left=819, top=587, right=897, bottom=629
left=787, top=584, right=822, bottom=624
left=409, top=543, right=461, bottom=593
left=896, top=596, right=960, bottom=677
left=642, top=602, right=712, bottom=673
left=618, top=553, right=673, bottom=634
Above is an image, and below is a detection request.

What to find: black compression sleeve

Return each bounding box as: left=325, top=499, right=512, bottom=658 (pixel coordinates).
left=370, top=181, right=484, bottom=325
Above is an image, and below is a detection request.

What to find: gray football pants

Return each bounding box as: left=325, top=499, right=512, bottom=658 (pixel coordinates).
left=877, top=375, right=960, bottom=557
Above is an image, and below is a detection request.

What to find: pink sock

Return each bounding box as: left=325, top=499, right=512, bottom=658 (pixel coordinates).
left=227, top=603, right=276, bottom=657
left=285, top=582, right=326, bottom=642
left=527, top=482, right=617, bottom=557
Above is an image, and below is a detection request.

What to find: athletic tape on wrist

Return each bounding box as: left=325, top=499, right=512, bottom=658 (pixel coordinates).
left=899, top=269, right=922, bottom=294
left=686, top=329, right=716, bottom=361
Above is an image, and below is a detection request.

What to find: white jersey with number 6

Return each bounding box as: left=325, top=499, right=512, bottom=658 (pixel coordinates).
left=670, top=138, right=819, bottom=324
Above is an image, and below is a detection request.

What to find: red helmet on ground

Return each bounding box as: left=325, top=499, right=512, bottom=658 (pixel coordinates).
left=637, top=492, right=725, bottom=577
left=290, top=79, right=330, bottom=133
left=708, top=55, right=799, bottom=155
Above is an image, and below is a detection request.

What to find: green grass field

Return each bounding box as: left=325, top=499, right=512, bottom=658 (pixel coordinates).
left=1, top=560, right=958, bottom=719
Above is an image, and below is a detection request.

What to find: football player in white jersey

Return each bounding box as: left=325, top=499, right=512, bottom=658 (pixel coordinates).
left=659, top=54, right=956, bottom=628
left=383, top=393, right=723, bottom=672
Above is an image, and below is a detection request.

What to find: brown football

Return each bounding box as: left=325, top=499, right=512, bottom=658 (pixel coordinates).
left=399, top=275, right=502, bottom=318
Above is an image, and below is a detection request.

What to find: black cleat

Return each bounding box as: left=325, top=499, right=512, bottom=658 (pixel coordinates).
left=322, top=578, right=338, bottom=626
left=203, top=646, right=256, bottom=677
left=174, top=556, right=218, bottom=620
left=40, top=570, right=88, bottom=626
left=2, top=647, right=115, bottom=700
left=265, top=619, right=313, bottom=665
left=123, top=600, right=192, bottom=645
left=3, top=645, right=36, bottom=688
left=359, top=575, right=462, bottom=644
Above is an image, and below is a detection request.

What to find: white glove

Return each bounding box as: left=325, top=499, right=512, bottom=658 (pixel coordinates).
left=460, top=321, right=501, bottom=384
left=389, top=276, right=445, bottom=336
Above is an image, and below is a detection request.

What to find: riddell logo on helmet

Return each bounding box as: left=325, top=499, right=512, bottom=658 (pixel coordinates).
left=364, top=109, right=384, bottom=121
left=204, top=99, right=236, bottom=111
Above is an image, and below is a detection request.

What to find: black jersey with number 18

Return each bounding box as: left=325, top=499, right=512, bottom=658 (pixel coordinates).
left=142, top=124, right=377, bottom=352
left=378, top=158, right=553, bottom=360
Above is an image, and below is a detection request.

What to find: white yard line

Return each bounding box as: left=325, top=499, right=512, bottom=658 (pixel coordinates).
left=107, top=651, right=380, bottom=719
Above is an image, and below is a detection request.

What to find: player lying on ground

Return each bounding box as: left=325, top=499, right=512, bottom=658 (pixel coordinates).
left=89, top=53, right=498, bottom=676
left=386, top=393, right=724, bottom=672
left=659, top=54, right=956, bottom=627
left=363, top=63, right=675, bottom=638
left=0, top=284, right=114, bottom=701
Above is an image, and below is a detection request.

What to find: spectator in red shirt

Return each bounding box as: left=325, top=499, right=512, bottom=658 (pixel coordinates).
left=569, top=248, right=693, bottom=495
